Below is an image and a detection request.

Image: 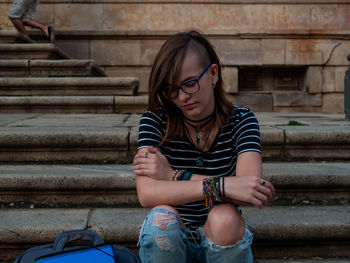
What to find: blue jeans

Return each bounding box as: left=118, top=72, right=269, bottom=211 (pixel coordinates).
left=138, top=208, right=253, bottom=263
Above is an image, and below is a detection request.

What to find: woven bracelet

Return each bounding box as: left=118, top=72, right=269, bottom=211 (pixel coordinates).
left=202, top=177, right=222, bottom=211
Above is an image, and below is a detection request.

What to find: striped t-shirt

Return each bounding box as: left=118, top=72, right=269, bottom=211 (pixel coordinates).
left=137, top=105, right=261, bottom=241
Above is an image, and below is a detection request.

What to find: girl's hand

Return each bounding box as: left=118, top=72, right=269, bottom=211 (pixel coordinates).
left=132, top=146, right=174, bottom=180
left=224, top=176, right=275, bottom=209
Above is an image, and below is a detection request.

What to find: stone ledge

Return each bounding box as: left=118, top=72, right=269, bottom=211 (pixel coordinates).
left=0, top=163, right=349, bottom=207
left=0, top=44, right=71, bottom=59
left=0, top=96, right=147, bottom=114
left=21, top=29, right=350, bottom=41
left=0, top=77, right=139, bottom=96
left=0, top=59, right=106, bottom=77
left=1, top=206, right=349, bottom=245
left=283, top=126, right=350, bottom=145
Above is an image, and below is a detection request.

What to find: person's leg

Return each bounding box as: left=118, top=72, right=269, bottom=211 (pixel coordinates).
left=138, top=205, right=190, bottom=263
left=8, top=0, right=32, bottom=38
left=22, top=19, right=48, bottom=36
left=9, top=18, right=30, bottom=38
left=200, top=203, right=254, bottom=263
left=22, top=0, right=48, bottom=37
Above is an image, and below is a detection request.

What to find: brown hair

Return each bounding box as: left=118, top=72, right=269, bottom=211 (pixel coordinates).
left=148, top=30, right=233, bottom=143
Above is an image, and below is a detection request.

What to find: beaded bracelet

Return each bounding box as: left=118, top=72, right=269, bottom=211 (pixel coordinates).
left=202, top=177, right=222, bottom=211
left=172, top=169, right=186, bottom=181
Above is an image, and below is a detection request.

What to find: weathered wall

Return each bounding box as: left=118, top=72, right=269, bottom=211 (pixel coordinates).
left=1, top=0, right=349, bottom=112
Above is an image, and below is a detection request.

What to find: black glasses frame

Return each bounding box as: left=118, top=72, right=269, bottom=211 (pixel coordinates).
left=162, top=63, right=212, bottom=99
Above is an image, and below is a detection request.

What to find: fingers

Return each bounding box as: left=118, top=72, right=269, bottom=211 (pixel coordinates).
left=146, top=146, right=161, bottom=156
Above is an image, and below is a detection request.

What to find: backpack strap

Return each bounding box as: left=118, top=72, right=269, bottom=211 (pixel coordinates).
left=53, top=230, right=105, bottom=252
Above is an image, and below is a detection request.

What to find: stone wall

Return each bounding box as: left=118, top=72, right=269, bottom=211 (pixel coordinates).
left=1, top=0, right=349, bottom=112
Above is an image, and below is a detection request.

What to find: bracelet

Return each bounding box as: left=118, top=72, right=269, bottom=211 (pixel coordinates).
left=202, top=177, right=222, bottom=211
left=172, top=169, right=186, bottom=181
left=221, top=176, right=225, bottom=198
left=181, top=171, right=193, bottom=181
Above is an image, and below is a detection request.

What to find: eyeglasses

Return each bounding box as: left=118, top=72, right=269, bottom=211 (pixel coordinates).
left=162, top=63, right=212, bottom=99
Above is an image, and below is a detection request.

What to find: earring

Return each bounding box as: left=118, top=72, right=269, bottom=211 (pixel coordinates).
left=213, top=82, right=216, bottom=89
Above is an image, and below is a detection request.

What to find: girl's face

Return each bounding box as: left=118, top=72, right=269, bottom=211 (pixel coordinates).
left=171, top=51, right=218, bottom=120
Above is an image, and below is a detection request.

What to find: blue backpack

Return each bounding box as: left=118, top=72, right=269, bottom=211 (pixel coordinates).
left=13, top=230, right=140, bottom=263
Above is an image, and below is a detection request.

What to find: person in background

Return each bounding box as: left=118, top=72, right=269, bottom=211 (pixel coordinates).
left=8, top=0, right=54, bottom=43
left=133, top=30, right=275, bottom=263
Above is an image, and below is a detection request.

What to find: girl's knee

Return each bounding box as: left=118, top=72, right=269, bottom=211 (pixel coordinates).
left=205, top=204, right=245, bottom=245
left=208, top=203, right=244, bottom=228
left=140, top=206, right=185, bottom=253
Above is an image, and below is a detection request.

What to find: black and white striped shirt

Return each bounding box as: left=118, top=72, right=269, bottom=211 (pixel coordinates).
left=137, top=105, right=261, bottom=242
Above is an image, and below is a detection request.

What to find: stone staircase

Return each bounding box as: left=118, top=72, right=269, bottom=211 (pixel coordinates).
left=0, top=112, right=349, bottom=262
left=0, top=31, right=349, bottom=262
left=0, top=31, right=148, bottom=114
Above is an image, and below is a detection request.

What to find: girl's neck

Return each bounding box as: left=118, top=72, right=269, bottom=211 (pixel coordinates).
left=183, top=108, right=215, bottom=124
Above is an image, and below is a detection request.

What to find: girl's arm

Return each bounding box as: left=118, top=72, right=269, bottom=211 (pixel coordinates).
left=133, top=147, right=274, bottom=208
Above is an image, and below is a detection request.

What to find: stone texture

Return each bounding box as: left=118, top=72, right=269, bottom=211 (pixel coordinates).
left=114, top=95, right=148, bottom=114
left=286, top=40, right=323, bottom=65
left=327, top=40, right=350, bottom=66
left=0, top=43, right=71, bottom=60
left=55, top=4, right=104, bottom=31
left=0, top=3, right=11, bottom=30
left=35, top=3, right=54, bottom=26
left=28, top=60, right=105, bottom=77
left=0, top=77, right=138, bottom=96
left=0, top=209, right=89, bottom=243
left=323, top=66, right=336, bottom=93
left=88, top=208, right=148, bottom=243
left=283, top=125, right=350, bottom=159
left=222, top=66, right=238, bottom=94
left=102, top=4, right=192, bottom=31
left=140, top=40, right=164, bottom=66
left=262, top=39, right=285, bottom=65
left=55, top=40, right=90, bottom=60
left=105, top=66, right=151, bottom=94
left=90, top=40, right=141, bottom=66
left=285, top=40, right=340, bottom=66
left=273, top=92, right=322, bottom=107
left=283, top=125, right=350, bottom=145
left=0, top=96, right=115, bottom=114
left=213, top=39, right=262, bottom=66
left=229, top=92, right=273, bottom=111
left=335, top=66, right=347, bottom=93
left=322, top=93, right=344, bottom=113
left=247, top=205, right=350, bottom=258
left=305, top=66, right=323, bottom=94
left=260, top=126, right=284, bottom=160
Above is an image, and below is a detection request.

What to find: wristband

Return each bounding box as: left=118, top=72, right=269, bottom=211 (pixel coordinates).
left=181, top=171, right=193, bottom=181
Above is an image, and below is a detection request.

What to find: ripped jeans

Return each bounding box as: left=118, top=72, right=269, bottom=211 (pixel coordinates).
left=138, top=208, right=253, bottom=263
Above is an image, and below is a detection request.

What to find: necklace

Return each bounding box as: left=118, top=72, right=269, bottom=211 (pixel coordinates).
left=183, top=110, right=215, bottom=146
left=183, top=111, right=215, bottom=123
left=184, top=116, right=214, bottom=146
left=195, top=124, right=214, bottom=167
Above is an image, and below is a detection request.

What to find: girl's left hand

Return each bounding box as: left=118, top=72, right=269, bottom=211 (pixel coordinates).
left=132, top=146, right=174, bottom=180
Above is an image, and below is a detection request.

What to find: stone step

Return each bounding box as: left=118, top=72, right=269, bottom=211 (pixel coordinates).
left=0, top=206, right=349, bottom=261
left=0, top=113, right=349, bottom=163
left=0, top=95, right=148, bottom=114
left=0, top=162, right=349, bottom=208
left=0, top=77, right=138, bottom=96
left=0, top=59, right=106, bottom=77
left=0, top=31, right=22, bottom=44
left=0, top=44, right=71, bottom=59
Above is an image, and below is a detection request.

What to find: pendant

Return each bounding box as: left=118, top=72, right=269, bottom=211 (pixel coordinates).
left=196, top=156, right=204, bottom=167
left=196, top=130, right=202, bottom=146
